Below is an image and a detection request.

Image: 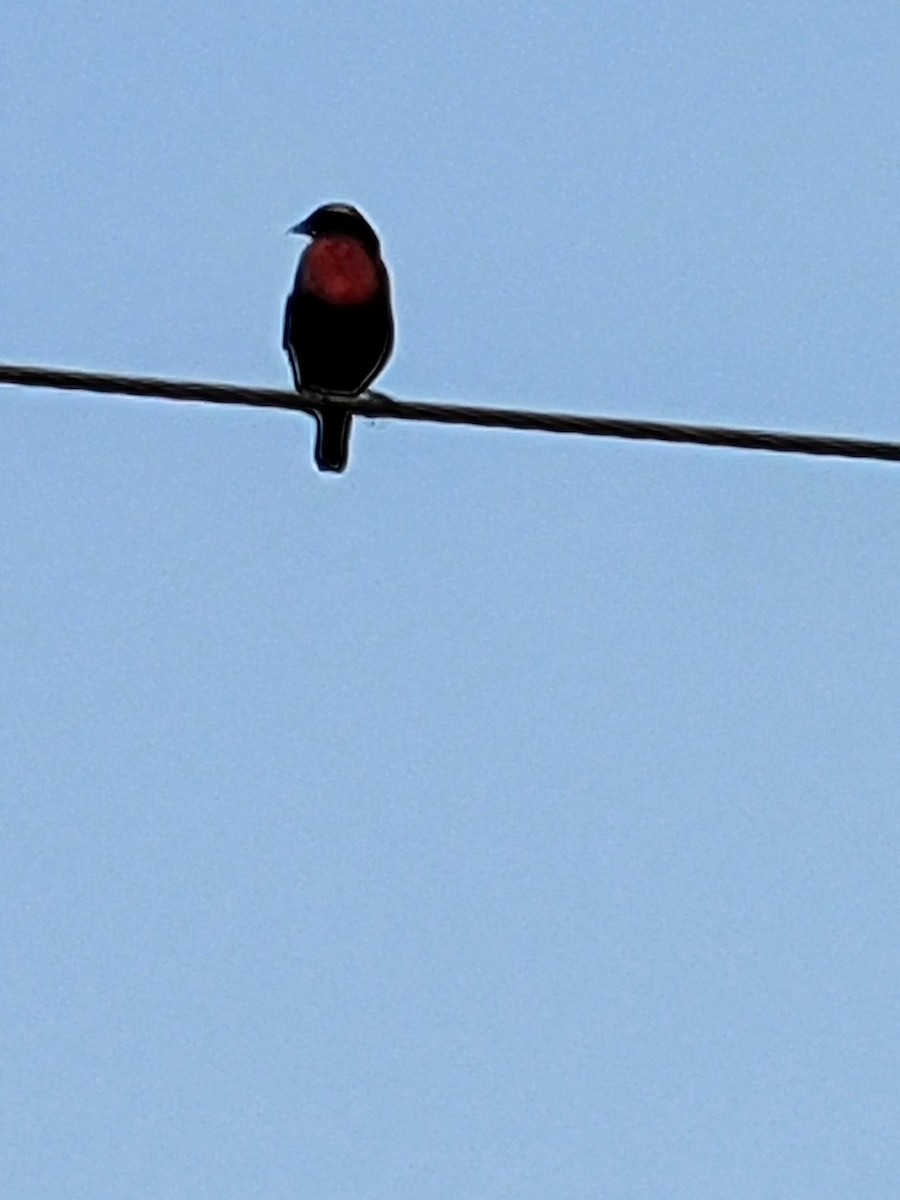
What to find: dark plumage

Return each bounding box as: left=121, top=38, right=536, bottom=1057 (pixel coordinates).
left=283, top=203, right=394, bottom=472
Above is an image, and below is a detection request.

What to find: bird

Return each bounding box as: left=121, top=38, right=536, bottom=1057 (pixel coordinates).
left=283, top=203, right=394, bottom=473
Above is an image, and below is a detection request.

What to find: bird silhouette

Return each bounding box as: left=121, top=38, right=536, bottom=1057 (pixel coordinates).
left=283, top=203, right=394, bottom=472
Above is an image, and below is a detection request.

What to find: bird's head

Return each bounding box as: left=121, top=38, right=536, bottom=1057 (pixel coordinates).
left=288, top=203, right=381, bottom=255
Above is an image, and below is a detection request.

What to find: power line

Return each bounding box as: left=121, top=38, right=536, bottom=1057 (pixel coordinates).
left=1, top=360, right=899, bottom=464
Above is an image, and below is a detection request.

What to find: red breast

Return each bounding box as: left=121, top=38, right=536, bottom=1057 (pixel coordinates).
left=301, top=236, right=381, bottom=305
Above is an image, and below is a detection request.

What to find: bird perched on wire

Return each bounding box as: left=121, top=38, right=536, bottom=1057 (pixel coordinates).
left=283, top=203, right=394, bottom=473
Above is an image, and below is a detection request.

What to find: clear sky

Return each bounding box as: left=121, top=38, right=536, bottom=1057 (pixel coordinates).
left=2, top=3, right=899, bottom=1197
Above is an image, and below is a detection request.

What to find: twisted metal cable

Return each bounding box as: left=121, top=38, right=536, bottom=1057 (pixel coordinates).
left=1, top=361, right=899, bottom=463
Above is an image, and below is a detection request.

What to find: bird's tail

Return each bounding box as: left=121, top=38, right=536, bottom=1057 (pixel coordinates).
left=313, top=409, right=352, bottom=473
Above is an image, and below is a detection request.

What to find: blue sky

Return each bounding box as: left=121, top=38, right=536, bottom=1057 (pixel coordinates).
left=1, top=3, right=899, bottom=1196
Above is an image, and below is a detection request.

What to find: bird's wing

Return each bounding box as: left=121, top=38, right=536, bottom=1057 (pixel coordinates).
left=282, top=293, right=293, bottom=352
left=282, top=291, right=304, bottom=392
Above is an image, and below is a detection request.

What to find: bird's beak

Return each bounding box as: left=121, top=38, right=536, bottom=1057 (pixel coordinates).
left=287, top=218, right=312, bottom=236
